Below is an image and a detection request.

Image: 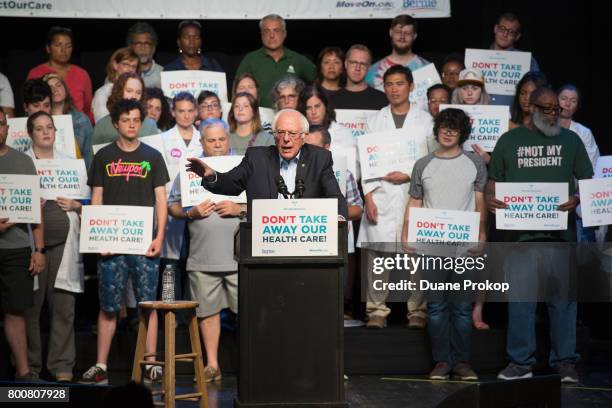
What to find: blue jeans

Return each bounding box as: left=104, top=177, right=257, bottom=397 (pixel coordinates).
left=428, top=301, right=472, bottom=367
left=507, top=301, right=579, bottom=368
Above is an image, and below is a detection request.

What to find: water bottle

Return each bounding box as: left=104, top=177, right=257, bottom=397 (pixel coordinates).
left=161, top=264, right=176, bottom=303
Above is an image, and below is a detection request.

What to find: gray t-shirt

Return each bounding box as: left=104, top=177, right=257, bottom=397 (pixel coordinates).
left=229, top=130, right=275, bottom=155
left=0, top=148, right=37, bottom=249
left=392, top=112, right=407, bottom=129
left=409, top=151, right=487, bottom=211
left=168, top=174, right=240, bottom=272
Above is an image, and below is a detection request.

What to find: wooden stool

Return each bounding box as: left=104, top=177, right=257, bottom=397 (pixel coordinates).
left=132, top=301, right=208, bottom=408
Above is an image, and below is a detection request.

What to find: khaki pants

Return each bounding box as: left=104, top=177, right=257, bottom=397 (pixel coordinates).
left=25, top=243, right=76, bottom=376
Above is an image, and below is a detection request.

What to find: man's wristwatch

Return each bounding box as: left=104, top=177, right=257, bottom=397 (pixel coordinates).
left=239, top=211, right=247, bottom=220
left=34, top=247, right=47, bottom=254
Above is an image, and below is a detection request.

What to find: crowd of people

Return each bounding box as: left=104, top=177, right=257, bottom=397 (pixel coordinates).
left=0, top=11, right=600, bottom=388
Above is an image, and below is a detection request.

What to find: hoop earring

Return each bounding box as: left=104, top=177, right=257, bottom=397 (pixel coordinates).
left=179, top=48, right=183, bottom=54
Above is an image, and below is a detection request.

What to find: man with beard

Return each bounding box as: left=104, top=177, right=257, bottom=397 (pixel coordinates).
left=126, top=22, right=164, bottom=88
left=486, top=87, right=592, bottom=383
left=365, top=15, right=429, bottom=91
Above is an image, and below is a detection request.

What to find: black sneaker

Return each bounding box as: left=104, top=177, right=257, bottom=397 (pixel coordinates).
left=429, top=362, right=451, bottom=380
left=78, top=365, right=108, bottom=385
left=15, top=371, right=46, bottom=383
left=556, top=363, right=578, bottom=384
left=452, top=362, right=479, bottom=381
left=497, top=363, right=533, bottom=380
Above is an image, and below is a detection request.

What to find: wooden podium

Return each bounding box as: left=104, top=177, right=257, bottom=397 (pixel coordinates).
left=234, top=222, right=348, bottom=408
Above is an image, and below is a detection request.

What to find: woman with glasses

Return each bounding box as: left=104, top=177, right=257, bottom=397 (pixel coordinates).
left=92, top=48, right=140, bottom=122
left=144, top=87, right=173, bottom=131
left=270, top=74, right=304, bottom=111
left=196, top=90, right=223, bottom=129
left=42, top=72, right=94, bottom=169
left=227, top=92, right=274, bottom=155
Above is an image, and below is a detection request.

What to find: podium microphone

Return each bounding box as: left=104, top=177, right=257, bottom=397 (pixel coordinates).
left=294, top=179, right=305, bottom=199
left=276, top=176, right=290, bottom=199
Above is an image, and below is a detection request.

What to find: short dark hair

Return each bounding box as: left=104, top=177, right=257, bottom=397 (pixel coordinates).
left=382, top=65, right=413, bottom=84
left=441, top=53, right=465, bottom=71
left=298, top=84, right=336, bottom=128
left=308, top=124, right=331, bottom=146
left=197, top=90, right=220, bottom=105
left=529, top=86, right=557, bottom=106
left=557, top=83, right=581, bottom=110
left=126, top=22, right=158, bottom=46
left=427, top=84, right=451, bottom=101
left=26, top=111, right=54, bottom=136
left=172, top=92, right=197, bottom=110
left=497, top=12, right=521, bottom=31
left=177, top=20, right=201, bottom=38
left=110, top=99, right=145, bottom=125
left=391, top=14, right=418, bottom=32
left=23, top=79, right=52, bottom=105
left=433, top=108, right=472, bottom=146
left=46, top=26, right=73, bottom=46
left=510, top=71, right=549, bottom=124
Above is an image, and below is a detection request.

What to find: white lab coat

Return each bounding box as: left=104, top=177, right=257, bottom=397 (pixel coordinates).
left=160, top=125, right=203, bottom=259
left=25, top=148, right=84, bottom=293
left=356, top=105, right=435, bottom=245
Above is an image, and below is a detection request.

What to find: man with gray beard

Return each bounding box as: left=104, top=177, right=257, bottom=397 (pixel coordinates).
left=486, top=87, right=592, bottom=383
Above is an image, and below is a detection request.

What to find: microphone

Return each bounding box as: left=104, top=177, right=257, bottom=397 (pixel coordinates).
left=276, top=176, right=290, bottom=199
left=294, top=179, right=305, bottom=199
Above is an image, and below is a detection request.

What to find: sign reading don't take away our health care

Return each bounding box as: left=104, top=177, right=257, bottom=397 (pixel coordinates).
left=80, top=205, right=153, bottom=255
left=0, top=174, right=41, bottom=223
left=251, top=199, right=338, bottom=257
left=579, top=178, right=612, bottom=227
left=7, top=115, right=77, bottom=158
left=495, top=182, right=568, bottom=230
left=464, top=49, right=532, bottom=96
left=34, top=159, right=90, bottom=200
left=162, top=70, right=228, bottom=103
left=439, top=104, right=510, bottom=152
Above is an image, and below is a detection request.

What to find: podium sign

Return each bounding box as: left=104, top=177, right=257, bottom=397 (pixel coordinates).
left=251, top=198, right=338, bottom=257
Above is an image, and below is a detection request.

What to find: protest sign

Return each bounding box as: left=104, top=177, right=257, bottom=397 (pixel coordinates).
left=334, top=109, right=377, bottom=138
left=34, top=159, right=90, bottom=200
left=80, top=205, right=153, bottom=255
left=179, top=155, right=245, bottom=207
left=440, top=104, right=510, bottom=151
left=579, top=178, right=612, bottom=227
left=465, top=49, right=531, bottom=96
left=7, top=115, right=77, bottom=158
left=161, top=70, right=228, bottom=103
left=410, top=63, right=442, bottom=111
left=252, top=198, right=338, bottom=257
left=0, top=174, right=41, bottom=223
left=495, top=182, right=568, bottom=230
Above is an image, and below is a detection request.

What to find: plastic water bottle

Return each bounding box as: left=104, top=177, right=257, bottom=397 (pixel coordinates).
left=161, top=264, right=176, bottom=303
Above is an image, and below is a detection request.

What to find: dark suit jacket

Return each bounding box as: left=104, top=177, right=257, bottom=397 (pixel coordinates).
left=202, top=144, right=348, bottom=220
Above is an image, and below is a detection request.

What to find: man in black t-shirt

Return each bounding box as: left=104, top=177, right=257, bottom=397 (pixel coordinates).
left=79, top=100, right=169, bottom=385
left=329, top=44, right=388, bottom=111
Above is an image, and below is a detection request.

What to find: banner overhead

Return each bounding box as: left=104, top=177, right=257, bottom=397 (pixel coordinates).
left=0, top=0, right=451, bottom=19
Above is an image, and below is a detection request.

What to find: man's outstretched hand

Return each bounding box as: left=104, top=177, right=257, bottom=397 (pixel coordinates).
left=186, top=157, right=215, bottom=179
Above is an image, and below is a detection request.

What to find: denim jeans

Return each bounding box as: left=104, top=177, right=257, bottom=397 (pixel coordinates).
left=428, top=301, right=472, bottom=367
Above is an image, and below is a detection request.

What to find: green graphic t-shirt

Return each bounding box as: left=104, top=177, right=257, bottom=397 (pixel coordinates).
left=489, top=126, right=593, bottom=242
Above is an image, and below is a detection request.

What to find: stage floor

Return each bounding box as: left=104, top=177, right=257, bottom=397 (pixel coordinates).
left=105, top=370, right=612, bottom=408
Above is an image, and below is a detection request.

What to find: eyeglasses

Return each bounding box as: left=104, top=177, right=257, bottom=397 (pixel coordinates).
left=199, top=103, right=220, bottom=111
left=346, top=60, right=369, bottom=69
left=533, top=104, right=561, bottom=115
left=272, top=130, right=304, bottom=140
left=439, top=128, right=460, bottom=137
left=496, top=25, right=519, bottom=37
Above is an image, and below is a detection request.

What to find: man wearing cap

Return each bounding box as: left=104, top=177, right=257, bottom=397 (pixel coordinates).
left=236, top=14, right=317, bottom=108
left=488, top=12, right=541, bottom=106
left=365, top=14, right=429, bottom=91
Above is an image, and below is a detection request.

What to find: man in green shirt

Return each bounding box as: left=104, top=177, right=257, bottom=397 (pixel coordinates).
left=487, top=87, right=592, bottom=384
left=236, top=14, right=316, bottom=108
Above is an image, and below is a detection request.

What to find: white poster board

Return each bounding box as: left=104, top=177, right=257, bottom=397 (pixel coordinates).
left=161, top=70, right=228, bottom=103
left=495, top=182, right=568, bottom=230
left=594, top=156, right=612, bottom=179
left=331, top=151, right=347, bottom=196
left=251, top=198, right=338, bottom=257
left=579, top=179, right=612, bottom=227
left=439, top=104, right=510, bottom=152
left=410, top=63, right=442, bottom=111
left=357, top=128, right=428, bottom=180
left=334, top=109, right=377, bottom=138
left=179, top=155, right=246, bottom=207
left=7, top=115, right=77, bottom=158
left=80, top=205, right=153, bottom=255
left=34, top=159, right=90, bottom=200
left=464, top=49, right=532, bottom=96
left=0, top=174, right=41, bottom=223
